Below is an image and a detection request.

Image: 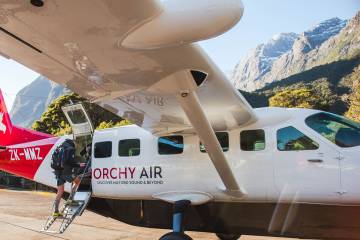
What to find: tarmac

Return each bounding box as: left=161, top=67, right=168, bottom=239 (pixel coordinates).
left=0, top=189, right=295, bottom=240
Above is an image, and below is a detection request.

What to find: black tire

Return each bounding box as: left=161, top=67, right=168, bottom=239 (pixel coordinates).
left=159, top=232, right=193, bottom=240
left=215, top=233, right=241, bottom=240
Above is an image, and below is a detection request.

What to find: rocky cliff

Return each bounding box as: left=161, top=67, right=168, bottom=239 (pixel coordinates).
left=233, top=33, right=298, bottom=91
left=10, top=76, right=66, bottom=128
left=233, top=17, right=350, bottom=91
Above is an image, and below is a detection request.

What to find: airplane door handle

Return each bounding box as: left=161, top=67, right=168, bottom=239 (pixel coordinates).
left=307, top=159, right=323, bottom=163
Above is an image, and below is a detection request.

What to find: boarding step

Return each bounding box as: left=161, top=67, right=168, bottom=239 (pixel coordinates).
left=41, top=191, right=92, bottom=234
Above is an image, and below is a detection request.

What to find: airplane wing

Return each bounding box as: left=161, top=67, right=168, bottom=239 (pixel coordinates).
left=0, top=0, right=256, bottom=135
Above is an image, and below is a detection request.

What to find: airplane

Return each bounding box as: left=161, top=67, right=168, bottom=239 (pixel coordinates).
left=0, top=0, right=360, bottom=239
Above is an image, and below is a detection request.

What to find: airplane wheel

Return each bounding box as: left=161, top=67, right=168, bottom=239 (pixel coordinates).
left=215, top=233, right=241, bottom=240
left=159, top=232, right=193, bottom=240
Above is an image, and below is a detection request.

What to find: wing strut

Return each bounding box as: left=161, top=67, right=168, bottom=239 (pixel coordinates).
left=177, top=91, right=244, bottom=197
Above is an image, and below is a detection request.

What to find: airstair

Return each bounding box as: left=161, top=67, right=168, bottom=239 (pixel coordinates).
left=42, top=190, right=92, bottom=234
left=42, top=162, right=92, bottom=234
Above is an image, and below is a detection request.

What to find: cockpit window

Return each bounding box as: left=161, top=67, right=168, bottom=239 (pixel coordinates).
left=306, top=113, right=360, bottom=148
left=277, top=126, right=319, bottom=151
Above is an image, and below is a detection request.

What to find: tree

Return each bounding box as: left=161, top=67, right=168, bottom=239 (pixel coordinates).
left=96, top=119, right=132, bottom=130
left=32, top=93, right=124, bottom=136
left=344, top=65, right=360, bottom=122
left=346, top=80, right=360, bottom=122
left=269, top=88, right=319, bottom=109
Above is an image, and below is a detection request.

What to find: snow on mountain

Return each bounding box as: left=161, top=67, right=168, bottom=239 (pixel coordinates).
left=233, top=33, right=298, bottom=91
left=233, top=17, right=348, bottom=91
left=303, top=18, right=347, bottom=52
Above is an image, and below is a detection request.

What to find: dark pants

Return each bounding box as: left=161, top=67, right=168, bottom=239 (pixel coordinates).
left=56, top=174, right=75, bottom=186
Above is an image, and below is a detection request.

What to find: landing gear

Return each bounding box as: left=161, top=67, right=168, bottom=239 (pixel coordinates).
left=30, top=0, right=44, bottom=7
left=160, top=232, right=192, bottom=240
left=159, top=200, right=193, bottom=240
left=215, top=233, right=241, bottom=240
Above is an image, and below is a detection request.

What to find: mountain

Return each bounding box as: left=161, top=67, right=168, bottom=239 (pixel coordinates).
left=245, top=56, right=360, bottom=114
left=233, top=33, right=298, bottom=91
left=10, top=76, right=67, bottom=128
left=237, top=12, right=360, bottom=116
left=312, top=12, right=360, bottom=64
left=301, top=17, right=348, bottom=53
left=234, top=17, right=348, bottom=91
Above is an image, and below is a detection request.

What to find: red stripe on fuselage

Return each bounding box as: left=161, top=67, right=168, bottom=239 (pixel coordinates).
left=0, top=137, right=59, bottom=180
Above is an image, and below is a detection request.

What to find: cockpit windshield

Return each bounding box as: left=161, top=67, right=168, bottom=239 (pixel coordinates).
left=305, top=112, right=360, bottom=148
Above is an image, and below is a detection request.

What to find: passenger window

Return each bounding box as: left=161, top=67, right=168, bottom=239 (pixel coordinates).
left=94, top=141, right=112, bottom=158
left=277, top=126, right=319, bottom=151
left=241, top=130, right=265, bottom=151
left=306, top=112, right=360, bottom=148
left=158, top=136, right=184, bottom=155
left=119, top=139, right=140, bottom=157
left=200, top=132, right=229, bottom=153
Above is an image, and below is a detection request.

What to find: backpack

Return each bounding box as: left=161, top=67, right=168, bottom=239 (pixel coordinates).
left=51, top=145, right=66, bottom=170
left=51, top=139, right=75, bottom=170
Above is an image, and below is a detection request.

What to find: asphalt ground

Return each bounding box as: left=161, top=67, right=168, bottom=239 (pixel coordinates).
left=0, top=189, right=296, bottom=240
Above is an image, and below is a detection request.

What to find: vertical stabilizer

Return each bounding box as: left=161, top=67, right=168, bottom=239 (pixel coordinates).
left=0, top=89, right=57, bottom=181
left=0, top=90, right=13, bottom=145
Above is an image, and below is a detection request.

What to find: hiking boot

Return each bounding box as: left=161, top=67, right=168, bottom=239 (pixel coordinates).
left=52, top=212, right=63, bottom=218
left=66, top=199, right=80, bottom=206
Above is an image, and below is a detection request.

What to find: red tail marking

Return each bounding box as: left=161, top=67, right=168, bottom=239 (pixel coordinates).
left=0, top=138, right=58, bottom=180
left=0, top=89, right=58, bottom=180
left=0, top=90, right=13, bottom=143
left=0, top=89, right=52, bottom=146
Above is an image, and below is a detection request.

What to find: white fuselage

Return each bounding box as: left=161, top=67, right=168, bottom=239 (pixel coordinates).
left=34, top=107, right=360, bottom=205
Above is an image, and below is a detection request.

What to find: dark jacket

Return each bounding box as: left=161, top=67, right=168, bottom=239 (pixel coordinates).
left=54, top=139, right=79, bottom=176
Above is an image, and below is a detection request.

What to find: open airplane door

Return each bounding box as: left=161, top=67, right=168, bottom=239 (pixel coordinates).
left=61, top=104, right=94, bottom=139
left=42, top=103, right=94, bottom=234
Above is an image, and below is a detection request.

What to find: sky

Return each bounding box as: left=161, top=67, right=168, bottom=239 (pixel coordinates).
left=0, top=0, right=359, bottom=111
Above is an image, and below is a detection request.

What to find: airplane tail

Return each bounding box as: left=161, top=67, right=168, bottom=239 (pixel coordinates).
left=0, top=89, right=59, bottom=180
left=0, top=90, right=13, bottom=146
left=0, top=89, right=53, bottom=146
